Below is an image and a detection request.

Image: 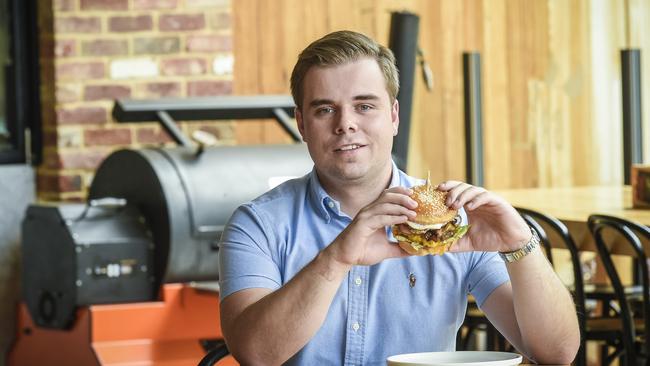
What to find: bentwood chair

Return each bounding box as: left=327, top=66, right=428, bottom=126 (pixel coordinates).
left=197, top=340, right=230, bottom=366
left=589, top=214, right=650, bottom=366
left=518, top=208, right=636, bottom=366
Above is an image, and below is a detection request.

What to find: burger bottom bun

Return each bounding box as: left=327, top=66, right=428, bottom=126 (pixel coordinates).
left=397, top=240, right=453, bottom=256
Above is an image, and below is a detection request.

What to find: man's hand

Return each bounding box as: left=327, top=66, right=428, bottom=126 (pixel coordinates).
left=325, top=186, right=417, bottom=267
left=437, top=181, right=530, bottom=253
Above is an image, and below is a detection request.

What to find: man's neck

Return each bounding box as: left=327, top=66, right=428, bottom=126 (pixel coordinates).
left=317, top=164, right=394, bottom=217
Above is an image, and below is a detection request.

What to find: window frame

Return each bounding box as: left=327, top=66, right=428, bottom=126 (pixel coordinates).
left=0, top=0, right=41, bottom=165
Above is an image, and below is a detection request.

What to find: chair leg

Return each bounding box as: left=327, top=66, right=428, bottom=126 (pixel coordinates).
left=486, top=325, right=495, bottom=351
left=460, top=324, right=476, bottom=350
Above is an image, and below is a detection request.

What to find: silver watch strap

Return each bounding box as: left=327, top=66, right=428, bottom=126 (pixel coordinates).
left=498, top=228, right=540, bottom=263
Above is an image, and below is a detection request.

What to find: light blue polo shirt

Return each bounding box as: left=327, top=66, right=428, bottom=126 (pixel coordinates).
left=218, top=163, right=510, bottom=365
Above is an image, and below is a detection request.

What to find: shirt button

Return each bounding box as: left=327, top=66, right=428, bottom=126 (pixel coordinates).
left=327, top=200, right=335, bottom=208
left=352, top=322, right=360, bottom=331
left=354, top=277, right=362, bottom=286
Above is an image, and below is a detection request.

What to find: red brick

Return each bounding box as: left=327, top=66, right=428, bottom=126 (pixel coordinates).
left=81, top=39, right=128, bottom=56
left=133, top=0, right=177, bottom=9
left=56, top=62, right=104, bottom=81
left=43, top=131, right=58, bottom=148
left=210, top=12, right=231, bottom=30
left=57, top=106, right=107, bottom=125
left=42, top=110, right=56, bottom=127
left=56, top=84, right=82, bottom=103
left=40, top=38, right=55, bottom=58
left=134, top=37, right=180, bottom=54
left=187, top=80, right=232, bottom=96
left=186, top=35, right=231, bottom=53
left=137, top=82, right=182, bottom=98
left=84, top=128, right=132, bottom=146
left=109, top=15, right=153, bottom=32
left=84, top=84, right=131, bottom=101
left=80, top=0, right=128, bottom=10
left=159, top=14, right=205, bottom=31
left=59, top=150, right=109, bottom=169
left=54, top=0, right=76, bottom=11
left=136, top=127, right=173, bottom=144
left=43, top=151, right=61, bottom=169
left=161, top=58, right=207, bottom=76
left=55, top=17, right=101, bottom=33
left=54, top=39, right=76, bottom=57
left=38, top=173, right=83, bottom=193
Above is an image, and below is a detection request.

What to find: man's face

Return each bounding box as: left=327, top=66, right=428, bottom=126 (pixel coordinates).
left=296, top=58, right=399, bottom=187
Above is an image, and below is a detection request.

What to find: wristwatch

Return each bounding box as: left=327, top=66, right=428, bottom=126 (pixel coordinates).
left=498, top=228, right=540, bottom=263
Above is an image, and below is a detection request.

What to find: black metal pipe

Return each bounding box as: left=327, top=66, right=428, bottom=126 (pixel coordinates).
left=621, top=49, right=644, bottom=184
left=156, top=111, right=192, bottom=147
left=389, top=11, right=419, bottom=172
left=463, top=52, right=484, bottom=187
left=272, top=108, right=302, bottom=142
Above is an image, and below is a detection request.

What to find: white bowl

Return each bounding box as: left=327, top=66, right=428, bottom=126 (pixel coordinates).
left=386, top=351, right=523, bottom=366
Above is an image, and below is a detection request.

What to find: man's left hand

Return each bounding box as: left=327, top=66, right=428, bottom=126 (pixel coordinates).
left=437, top=181, right=530, bottom=253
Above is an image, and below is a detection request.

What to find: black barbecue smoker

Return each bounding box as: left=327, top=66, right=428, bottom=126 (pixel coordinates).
left=10, top=96, right=314, bottom=366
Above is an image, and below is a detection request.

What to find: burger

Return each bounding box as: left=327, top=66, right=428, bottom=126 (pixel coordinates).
left=392, top=183, right=469, bottom=256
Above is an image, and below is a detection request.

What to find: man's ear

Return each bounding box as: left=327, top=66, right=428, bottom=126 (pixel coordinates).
left=295, top=107, right=307, bottom=142
left=391, top=99, right=400, bottom=136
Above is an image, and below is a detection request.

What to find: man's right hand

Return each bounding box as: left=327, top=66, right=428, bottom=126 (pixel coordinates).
left=325, top=186, right=418, bottom=267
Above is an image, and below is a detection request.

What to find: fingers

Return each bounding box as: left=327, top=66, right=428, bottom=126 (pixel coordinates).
left=358, top=201, right=417, bottom=222
left=375, top=186, right=418, bottom=210
left=438, top=181, right=489, bottom=210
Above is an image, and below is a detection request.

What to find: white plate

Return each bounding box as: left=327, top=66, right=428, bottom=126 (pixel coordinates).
left=386, top=351, right=523, bottom=366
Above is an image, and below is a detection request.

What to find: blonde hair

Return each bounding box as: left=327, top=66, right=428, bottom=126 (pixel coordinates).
left=290, top=30, right=399, bottom=110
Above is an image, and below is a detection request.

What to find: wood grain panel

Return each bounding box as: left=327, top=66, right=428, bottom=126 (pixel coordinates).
left=233, top=0, right=649, bottom=188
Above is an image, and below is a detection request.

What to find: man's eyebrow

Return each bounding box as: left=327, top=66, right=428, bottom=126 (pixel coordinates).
left=353, top=94, right=380, bottom=101
left=308, top=94, right=380, bottom=108
left=308, top=99, right=334, bottom=108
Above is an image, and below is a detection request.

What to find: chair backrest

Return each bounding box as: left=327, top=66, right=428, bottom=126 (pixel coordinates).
left=588, top=214, right=650, bottom=363
left=516, top=207, right=587, bottom=366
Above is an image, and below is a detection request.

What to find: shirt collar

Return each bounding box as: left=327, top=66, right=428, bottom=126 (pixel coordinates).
left=308, top=161, right=403, bottom=222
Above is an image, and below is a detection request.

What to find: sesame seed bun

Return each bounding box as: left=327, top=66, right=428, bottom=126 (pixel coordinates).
left=410, top=185, right=457, bottom=225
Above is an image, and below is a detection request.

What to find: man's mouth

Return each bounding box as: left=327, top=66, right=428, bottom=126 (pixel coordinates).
left=335, top=144, right=364, bottom=152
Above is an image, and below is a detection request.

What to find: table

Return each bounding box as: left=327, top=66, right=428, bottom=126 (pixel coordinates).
left=495, top=185, right=650, bottom=225
left=494, top=185, right=650, bottom=252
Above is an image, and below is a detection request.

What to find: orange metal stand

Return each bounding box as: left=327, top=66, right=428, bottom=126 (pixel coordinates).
left=8, top=284, right=238, bottom=366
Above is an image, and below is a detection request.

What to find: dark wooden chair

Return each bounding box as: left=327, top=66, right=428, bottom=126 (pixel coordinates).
left=197, top=340, right=230, bottom=366
left=518, top=208, right=634, bottom=366
left=589, top=214, right=650, bottom=366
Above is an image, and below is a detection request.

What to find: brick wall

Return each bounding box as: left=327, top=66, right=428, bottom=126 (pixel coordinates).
left=38, top=0, right=234, bottom=201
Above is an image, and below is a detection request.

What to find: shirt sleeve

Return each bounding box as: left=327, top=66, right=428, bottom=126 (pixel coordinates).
left=218, top=203, right=282, bottom=301
left=460, top=208, right=510, bottom=307
left=465, top=251, right=510, bottom=307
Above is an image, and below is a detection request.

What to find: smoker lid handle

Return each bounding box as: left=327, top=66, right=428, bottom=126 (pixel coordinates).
left=89, top=197, right=127, bottom=208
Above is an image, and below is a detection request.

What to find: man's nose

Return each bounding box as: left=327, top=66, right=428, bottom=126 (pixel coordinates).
left=334, top=109, right=358, bottom=134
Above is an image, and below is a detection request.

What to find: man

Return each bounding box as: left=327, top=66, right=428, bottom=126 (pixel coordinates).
left=218, top=30, right=579, bottom=365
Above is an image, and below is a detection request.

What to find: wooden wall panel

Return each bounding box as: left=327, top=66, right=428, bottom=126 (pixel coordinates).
left=233, top=0, right=649, bottom=189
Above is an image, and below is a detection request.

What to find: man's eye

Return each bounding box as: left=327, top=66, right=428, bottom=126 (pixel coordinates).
left=316, top=107, right=335, bottom=115
left=357, top=104, right=373, bottom=112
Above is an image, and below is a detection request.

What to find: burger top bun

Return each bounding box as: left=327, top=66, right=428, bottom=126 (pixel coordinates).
left=410, top=185, right=458, bottom=225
